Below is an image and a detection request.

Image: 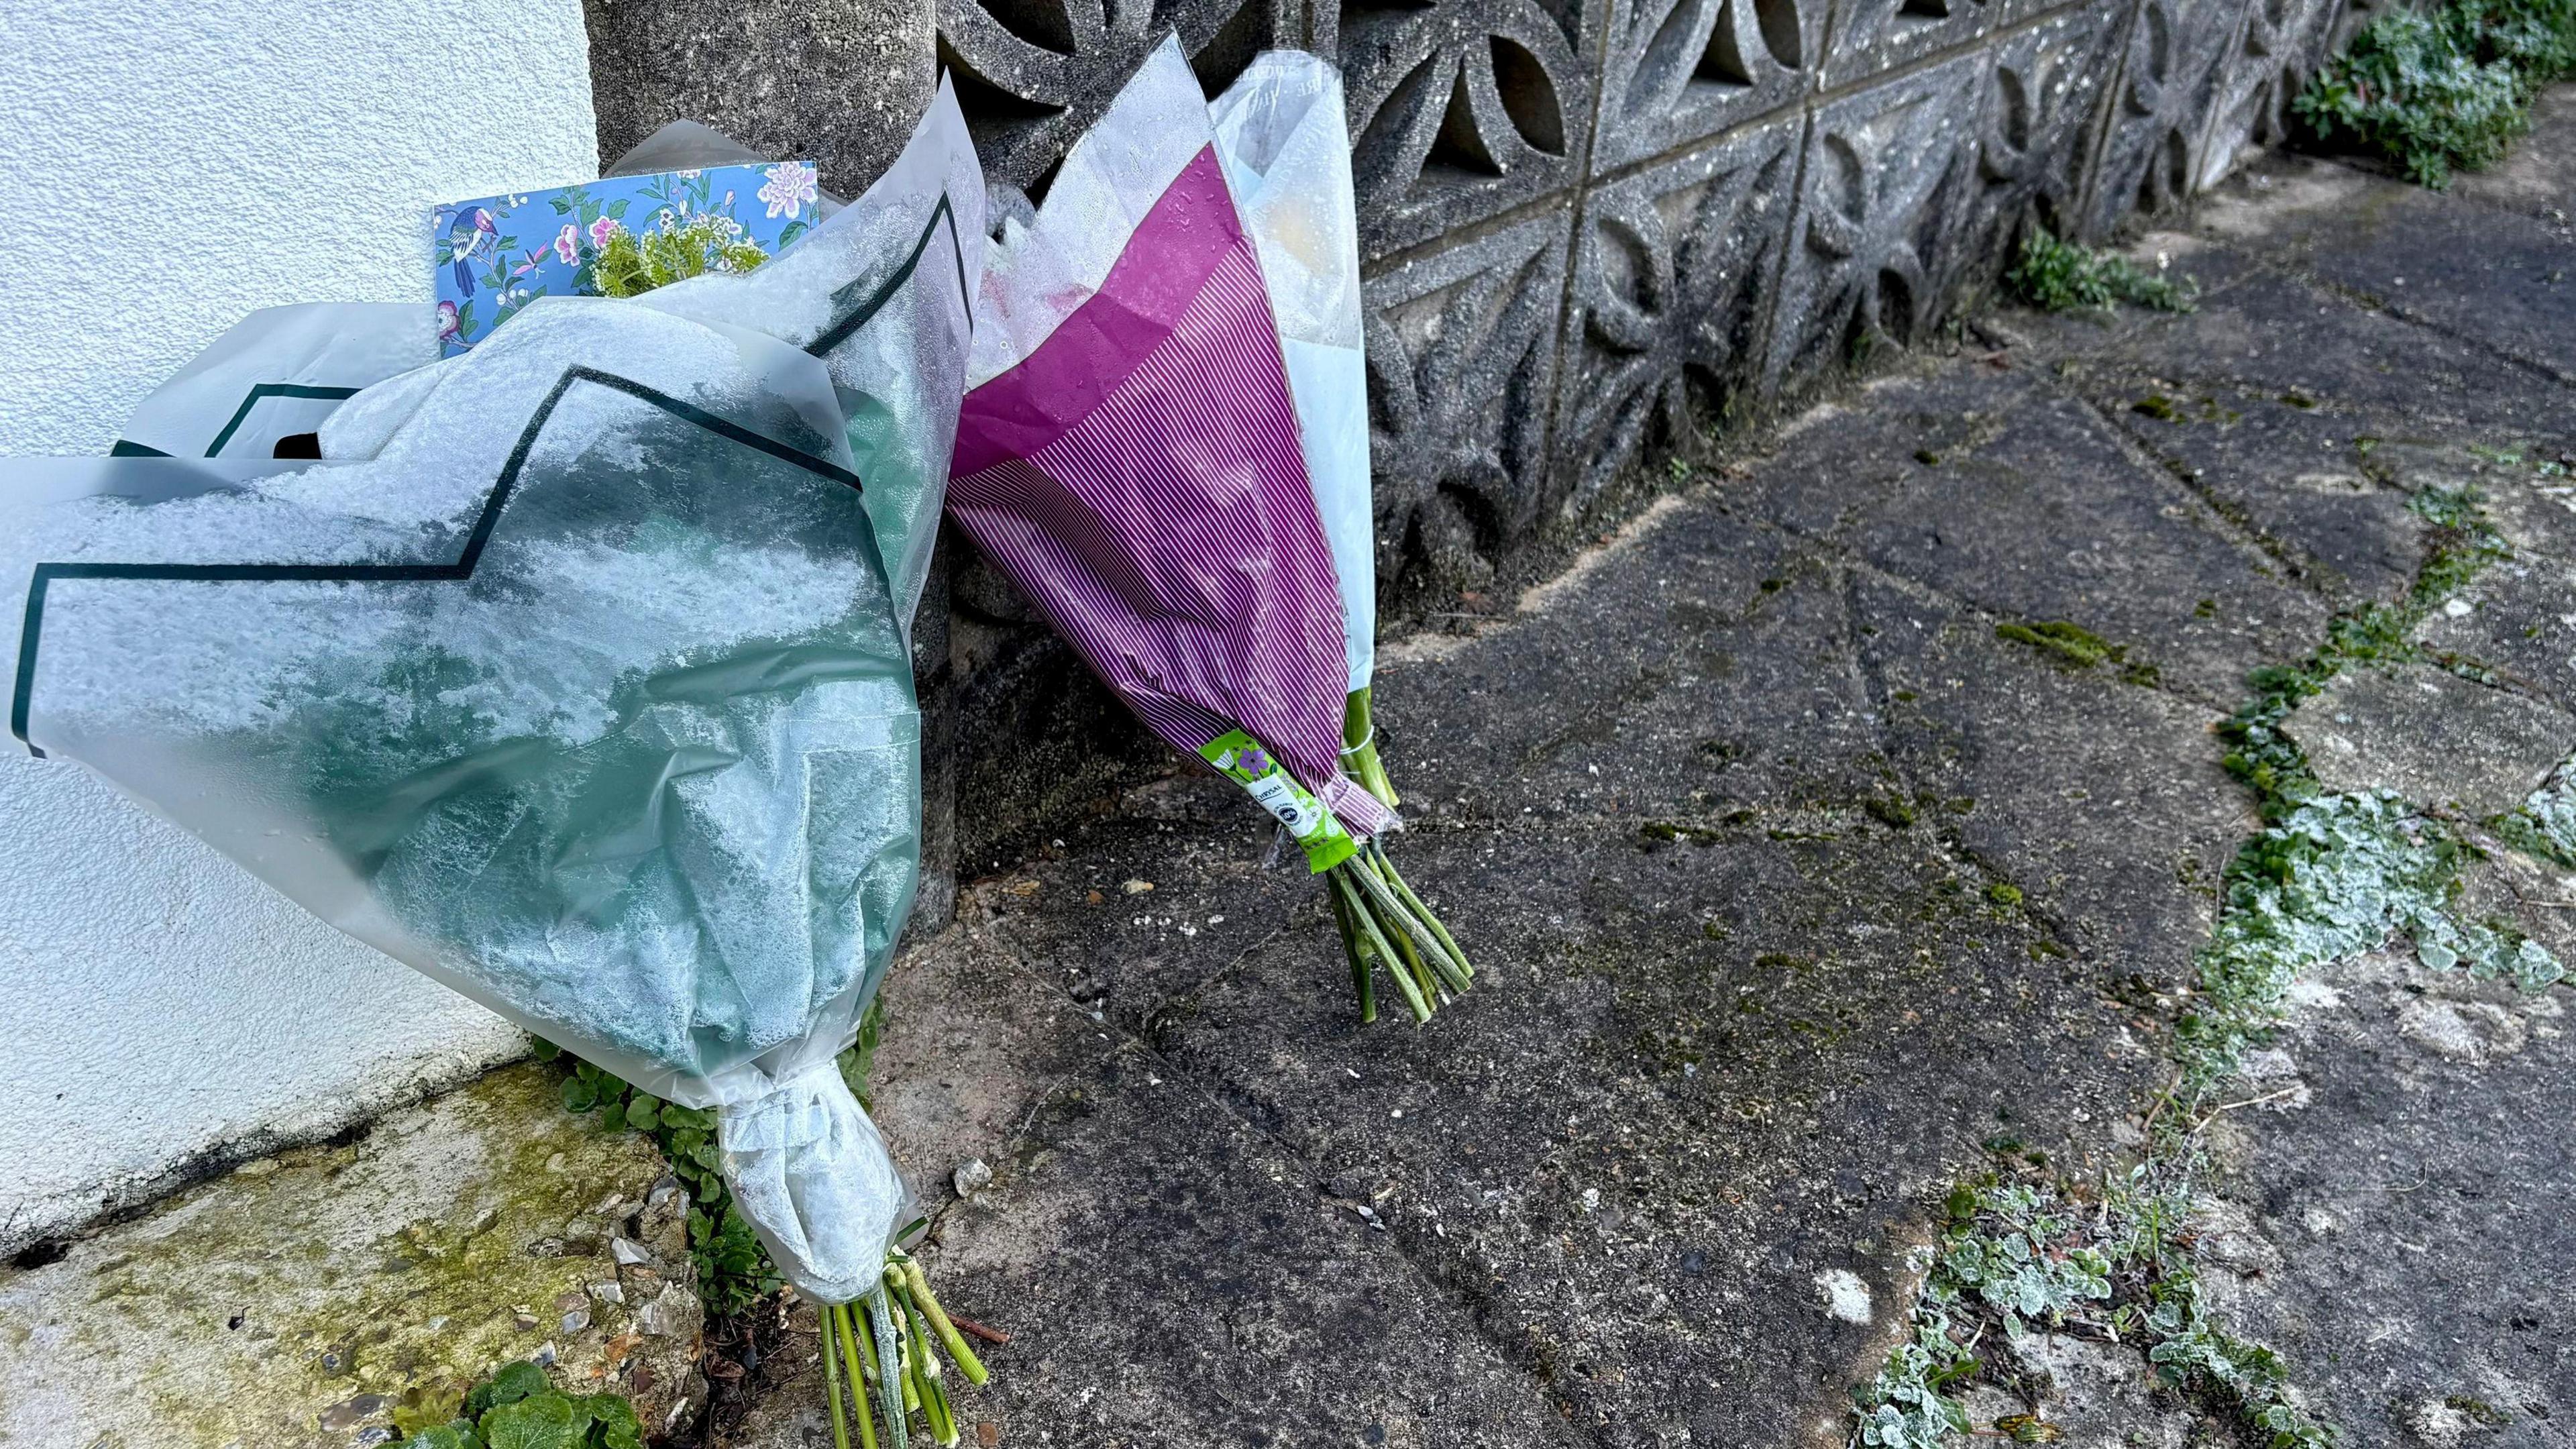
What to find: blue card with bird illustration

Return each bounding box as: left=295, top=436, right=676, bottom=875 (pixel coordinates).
left=431, top=161, right=819, bottom=356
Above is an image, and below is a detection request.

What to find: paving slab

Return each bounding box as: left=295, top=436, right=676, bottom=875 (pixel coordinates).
left=2190, top=143, right=2576, bottom=381
left=2418, top=555, right=2576, bottom=716
left=1853, top=572, right=2250, bottom=990
left=1371, top=504, right=1886, bottom=827
left=1831, top=368, right=2329, bottom=704
left=2083, top=377, right=2433, bottom=604
left=1118, top=816, right=2159, bottom=1448
left=2058, top=259, right=2575, bottom=445
left=715, top=905, right=1580, bottom=1449
left=1721, top=366, right=2019, bottom=545
left=2196, top=946, right=2576, bottom=1449
left=2286, top=661, right=2576, bottom=816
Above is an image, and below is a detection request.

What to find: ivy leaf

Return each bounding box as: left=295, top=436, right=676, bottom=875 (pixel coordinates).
left=598, top=1099, right=627, bottom=1132
left=529, top=1038, right=561, bottom=1063
left=561, top=1077, right=597, bottom=1114
left=625, top=1095, right=659, bottom=1131
left=413, top=1425, right=486, bottom=1449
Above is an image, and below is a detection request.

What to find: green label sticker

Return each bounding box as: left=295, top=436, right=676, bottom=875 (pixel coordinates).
left=1199, top=730, right=1358, bottom=873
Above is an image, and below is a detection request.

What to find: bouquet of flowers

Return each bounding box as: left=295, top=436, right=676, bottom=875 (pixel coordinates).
left=951, top=40, right=1470, bottom=1020
left=4, top=84, right=989, bottom=1449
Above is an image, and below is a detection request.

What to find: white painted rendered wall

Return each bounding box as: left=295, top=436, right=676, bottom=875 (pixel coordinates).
left=0, top=0, right=600, bottom=1251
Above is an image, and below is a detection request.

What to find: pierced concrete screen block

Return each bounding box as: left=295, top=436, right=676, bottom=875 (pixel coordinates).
left=2083, top=0, right=2253, bottom=237
left=1362, top=211, right=1575, bottom=601
left=1950, top=5, right=2125, bottom=297
left=1589, top=0, right=1821, bottom=172
left=2202, top=0, right=2345, bottom=180
left=1818, top=0, right=1991, bottom=89
left=1343, top=0, right=1597, bottom=257
left=1764, top=53, right=1988, bottom=387
left=936, top=0, right=1307, bottom=198
left=1554, top=117, right=1801, bottom=508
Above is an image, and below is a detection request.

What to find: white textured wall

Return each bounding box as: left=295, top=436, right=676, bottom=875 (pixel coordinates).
left=0, top=0, right=599, bottom=1250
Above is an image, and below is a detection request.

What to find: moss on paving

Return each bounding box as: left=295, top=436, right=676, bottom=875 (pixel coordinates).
left=1852, top=470, right=2565, bottom=1448
left=1992, top=620, right=2162, bottom=687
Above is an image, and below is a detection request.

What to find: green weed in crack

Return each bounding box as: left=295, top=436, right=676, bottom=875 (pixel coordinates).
left=1852, top=475, right=2561, bottom=1448
left=2005, top=229, right=2200, bottom=316
left=1853, top=1168, right=2333, bottom=1449
left=1992, top=619, right=2163, bottom=687
left=537, top=998, right=889, bottom=1320
left=2489, top=756, right=2576, bottom=866
left=2216, top=486, right=2506, bottom=823
left=389, top=1358, right=644, bottom=1448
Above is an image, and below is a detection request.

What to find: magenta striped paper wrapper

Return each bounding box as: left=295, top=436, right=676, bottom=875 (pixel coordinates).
left=951, top=146, right=1395, bottom=841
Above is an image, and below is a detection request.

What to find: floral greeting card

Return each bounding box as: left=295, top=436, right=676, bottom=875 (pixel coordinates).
left=431, top=161, right=819, bottom=354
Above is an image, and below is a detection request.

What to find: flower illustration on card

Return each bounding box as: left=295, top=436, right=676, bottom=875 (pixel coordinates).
left=757, top=162, right=818, bottom=221
left=434, top=160, right=812, bottom=354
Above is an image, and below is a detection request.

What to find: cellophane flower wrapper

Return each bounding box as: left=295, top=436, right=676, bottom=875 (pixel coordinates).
left=108, top=302, right=437, bottom=460
left=1, top=83, right=986, bottom=1307
left=950, top=36, right=1395, bottom=859
left=1210, top=52, right=1374, bottom=700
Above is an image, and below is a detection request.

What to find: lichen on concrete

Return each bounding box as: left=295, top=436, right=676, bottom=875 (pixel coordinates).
left=0, top=1064, right=703, bottom=1448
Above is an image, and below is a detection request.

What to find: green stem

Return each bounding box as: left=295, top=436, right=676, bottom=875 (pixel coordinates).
left=820, top=1301, right=854, bottom=1449
left=835, top=1305, right=880, bottom=1449
left=869, top=1291, right=910, bottom=1449
left=898, top=1253, right=990, bottom=1386
left=1354, top=859, right=1434, bottom=1002
left=1370, top=841, right=1472, bottom=981
left=1328, top=877, right=1377, bottom=1022
left=900, top=1288, right=959, bottom=1446
left=1342, top=688, right=1400, bottom=808
left=1335, top=865, right=1430, bottom=1022
left=1348, top=852, right=1470, bottom=997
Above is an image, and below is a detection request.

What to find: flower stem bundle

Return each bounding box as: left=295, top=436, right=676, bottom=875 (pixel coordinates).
left=814, top=1250, right=989, bottom=1449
